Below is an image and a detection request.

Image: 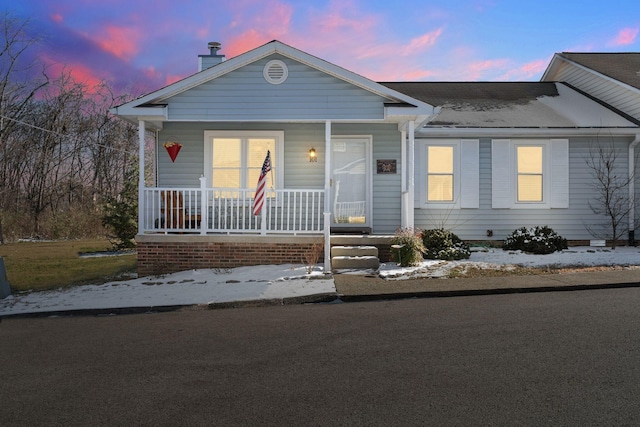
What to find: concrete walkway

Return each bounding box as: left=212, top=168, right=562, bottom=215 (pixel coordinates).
left=3, top=267, right=640, bottom=318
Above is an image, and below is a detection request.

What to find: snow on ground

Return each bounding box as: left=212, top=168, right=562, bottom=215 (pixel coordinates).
left=1, top=246, right=640, bottom=316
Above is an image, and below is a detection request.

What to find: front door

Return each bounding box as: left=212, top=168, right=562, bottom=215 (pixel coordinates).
left=330, top=137, right=371, bottom=228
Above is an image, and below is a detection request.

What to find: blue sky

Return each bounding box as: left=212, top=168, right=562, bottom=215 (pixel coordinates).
left=5, top=0, right=640, bottom=95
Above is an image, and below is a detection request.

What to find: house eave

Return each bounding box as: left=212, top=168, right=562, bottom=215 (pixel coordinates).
left=416, top=126, right=640, bottom=137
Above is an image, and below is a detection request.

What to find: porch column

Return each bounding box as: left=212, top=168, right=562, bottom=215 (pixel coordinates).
left=324, top=120, right=332, bottom=271
left=629, top=134, right=640, bottom=245
left=138, top=120, right=146, bottom=234
left=401, top=127, right=408, bottom=228
left=407, top=120, right=415, bottom=229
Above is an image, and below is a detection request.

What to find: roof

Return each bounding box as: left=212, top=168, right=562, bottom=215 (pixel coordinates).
left=380, top=81, right=637, bottom=128
left=380, top=82, right=559, bottom=106
left=111, top=40, right=436, bottom=128
left=556, top=52, right=640, bottom=90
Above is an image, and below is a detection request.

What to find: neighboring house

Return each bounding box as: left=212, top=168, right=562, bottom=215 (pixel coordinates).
left=111, top=41, right=640, bottom=275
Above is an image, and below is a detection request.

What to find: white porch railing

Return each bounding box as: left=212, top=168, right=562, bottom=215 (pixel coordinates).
left=141, top=185, right=325, bottom=235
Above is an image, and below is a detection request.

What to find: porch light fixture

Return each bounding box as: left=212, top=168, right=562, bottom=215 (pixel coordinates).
left=308, top=147, right=317, bottom=162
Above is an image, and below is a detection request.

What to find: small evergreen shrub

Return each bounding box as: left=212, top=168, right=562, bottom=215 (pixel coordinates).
left=390, top=228, right=426, bottom=267
left=102, top=168, right=138, bottom=249
left=421, top=228, right=471, bottom=260
left=503, top=226, right=568, bottom=255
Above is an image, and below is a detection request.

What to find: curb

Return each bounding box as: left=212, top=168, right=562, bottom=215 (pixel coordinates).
left=4, top=282, right=640, bottom=319
left=0, top=293, right=340, bottom=319
left=337, top=281, right=640, bottom=303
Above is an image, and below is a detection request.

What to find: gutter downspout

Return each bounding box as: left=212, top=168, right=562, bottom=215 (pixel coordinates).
left=629, top=133, right=640, bottom=245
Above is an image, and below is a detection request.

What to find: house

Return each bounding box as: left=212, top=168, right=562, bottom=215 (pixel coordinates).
left=111, top=41, right=640, bottom=275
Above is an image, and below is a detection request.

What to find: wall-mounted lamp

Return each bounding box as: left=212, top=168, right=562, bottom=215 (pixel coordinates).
left=308, top=147, right=317, bottom=162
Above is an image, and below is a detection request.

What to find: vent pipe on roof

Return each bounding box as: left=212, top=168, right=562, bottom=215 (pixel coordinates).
left=198, top=41, right=225, bottom=71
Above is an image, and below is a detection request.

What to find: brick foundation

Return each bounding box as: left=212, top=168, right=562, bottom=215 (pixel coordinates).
left=136, top=234, right=326, bottom=276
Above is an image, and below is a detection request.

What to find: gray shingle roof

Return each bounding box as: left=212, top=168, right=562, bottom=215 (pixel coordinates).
left=379, top=81, right=636, bottom=128
left=380, top=82, right=559, bottom=106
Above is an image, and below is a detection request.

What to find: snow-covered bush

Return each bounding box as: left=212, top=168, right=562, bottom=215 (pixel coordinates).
left=390, top=228, right=426, bottom=267
left=421, top=228, right=471, bottom=260
left=503, top=226, right=568, bottom=254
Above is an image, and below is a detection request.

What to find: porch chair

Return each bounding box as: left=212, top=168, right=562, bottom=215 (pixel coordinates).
left=159, top=191, right=203, bottom=231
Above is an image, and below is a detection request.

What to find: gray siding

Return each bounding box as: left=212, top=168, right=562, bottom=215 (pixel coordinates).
left=415, top=136, right=638, bottom=241
left=156, top=122, right=403, bottom=234
left=166, top=55, right=388, bottom=121
left=554, top=63, right=640, bottom=121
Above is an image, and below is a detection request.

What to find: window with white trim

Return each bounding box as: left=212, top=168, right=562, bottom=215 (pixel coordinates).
left=204, top=131, right=283, bottom=191
left=492, top=139, right=569, bottom=209
left=418, top=139, right=479, bottom=209
left=427, top=145, right=454, bottom=202
left=516, top=145, right=544, bottom=202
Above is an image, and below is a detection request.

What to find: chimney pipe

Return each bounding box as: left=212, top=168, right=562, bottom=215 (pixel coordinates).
left=198, top=41, right=225, bottom=71
left=208, top=41, right=221, bottom=55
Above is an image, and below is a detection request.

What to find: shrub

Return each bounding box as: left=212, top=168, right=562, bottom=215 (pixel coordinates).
left=503, top=226, right=568, bottom=254
left=421, top=228, right=471, bottom=260
left=102, top=169, right=138, bottom=250
left=390, top=228, right=426, bottom=267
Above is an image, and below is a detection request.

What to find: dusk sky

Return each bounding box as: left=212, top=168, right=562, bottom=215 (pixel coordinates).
left=6, top=0, right=640, bottom=96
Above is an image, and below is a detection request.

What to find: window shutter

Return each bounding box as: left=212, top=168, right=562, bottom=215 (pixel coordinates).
left=460, top=139, right=479, bottom=208
left=492, top=139, right=511, bottom=208
left=550, top=139, right=569, bottom=208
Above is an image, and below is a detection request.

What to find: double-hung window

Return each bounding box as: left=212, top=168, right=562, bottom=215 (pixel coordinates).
left=516, top=145, right=544, bottom=202
left=492, top=139, right=569, bottom=209
left=427, top=146, right=454, bottom=202
left=204, top=130, right=283, bottom=195
left=418, top=139, right=479, bottom=209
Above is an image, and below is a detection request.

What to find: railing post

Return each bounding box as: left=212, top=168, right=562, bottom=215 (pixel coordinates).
left=199, top=176, right=208, bottom=235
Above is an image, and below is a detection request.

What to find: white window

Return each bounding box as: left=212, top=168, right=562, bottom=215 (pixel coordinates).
left=418, top=139, right=479, bottom=209
left=204, top=131, right=284, bottom=191
left=516, top=145, right=543, bottom=202
left=427, top=146, right=454, bottom=202
left=492, top=139, right=569, bottom=209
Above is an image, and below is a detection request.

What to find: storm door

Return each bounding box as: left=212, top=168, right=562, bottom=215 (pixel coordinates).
left=330, top=137, right=371, bottom=228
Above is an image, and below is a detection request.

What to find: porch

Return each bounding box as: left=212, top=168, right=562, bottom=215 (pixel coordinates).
left=142, top=184, right=326, bottom=235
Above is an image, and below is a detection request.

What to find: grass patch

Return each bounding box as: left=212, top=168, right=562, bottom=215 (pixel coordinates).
left=0, top=239, right=136, bottom=292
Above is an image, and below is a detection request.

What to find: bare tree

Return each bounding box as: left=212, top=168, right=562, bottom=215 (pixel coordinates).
left=0, top=12, right=48, bottom=242
left=584, top=139, right=633, bottom=248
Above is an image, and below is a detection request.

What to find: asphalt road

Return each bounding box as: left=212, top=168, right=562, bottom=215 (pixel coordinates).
left=2, top=287, right=640, bottom=426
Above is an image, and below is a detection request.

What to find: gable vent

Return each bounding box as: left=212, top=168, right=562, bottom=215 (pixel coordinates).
left=263, top=60, right=288, bottom=85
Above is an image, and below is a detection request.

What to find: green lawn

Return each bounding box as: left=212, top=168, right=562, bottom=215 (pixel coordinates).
left=0, top=239, right=137, bottom=292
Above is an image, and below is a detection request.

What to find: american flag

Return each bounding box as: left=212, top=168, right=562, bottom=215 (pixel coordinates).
left=252, top=150, right=271, bottom=216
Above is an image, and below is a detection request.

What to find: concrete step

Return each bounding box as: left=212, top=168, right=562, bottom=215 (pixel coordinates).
left=331, top=245, right=378, bottom=257
left=331, top=255, right=380, bottom=270
left=331, top=245, right=379, bottom=270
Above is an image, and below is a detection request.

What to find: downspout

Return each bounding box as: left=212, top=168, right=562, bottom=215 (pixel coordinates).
left=629, top=133, right=640, bottom=245
left=324, top=120, right=332, bottom=271
left=138, top=120, right=146, bottom=234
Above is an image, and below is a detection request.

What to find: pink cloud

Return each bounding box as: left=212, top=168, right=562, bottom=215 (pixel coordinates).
left=94, top=25, right=141, bottom=61
left=611, top=27, right=639, bottom=46
left=400, top=29, right=444, bottom=56
left=39, top=54, right=103, bottom=91
left=461, top=58, right=510, bottom=80
left=223, top=0, right=294, bottom=57
left=50, top=13, right=63, bottom=23
left=497, top=58, right=549, bottom=81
